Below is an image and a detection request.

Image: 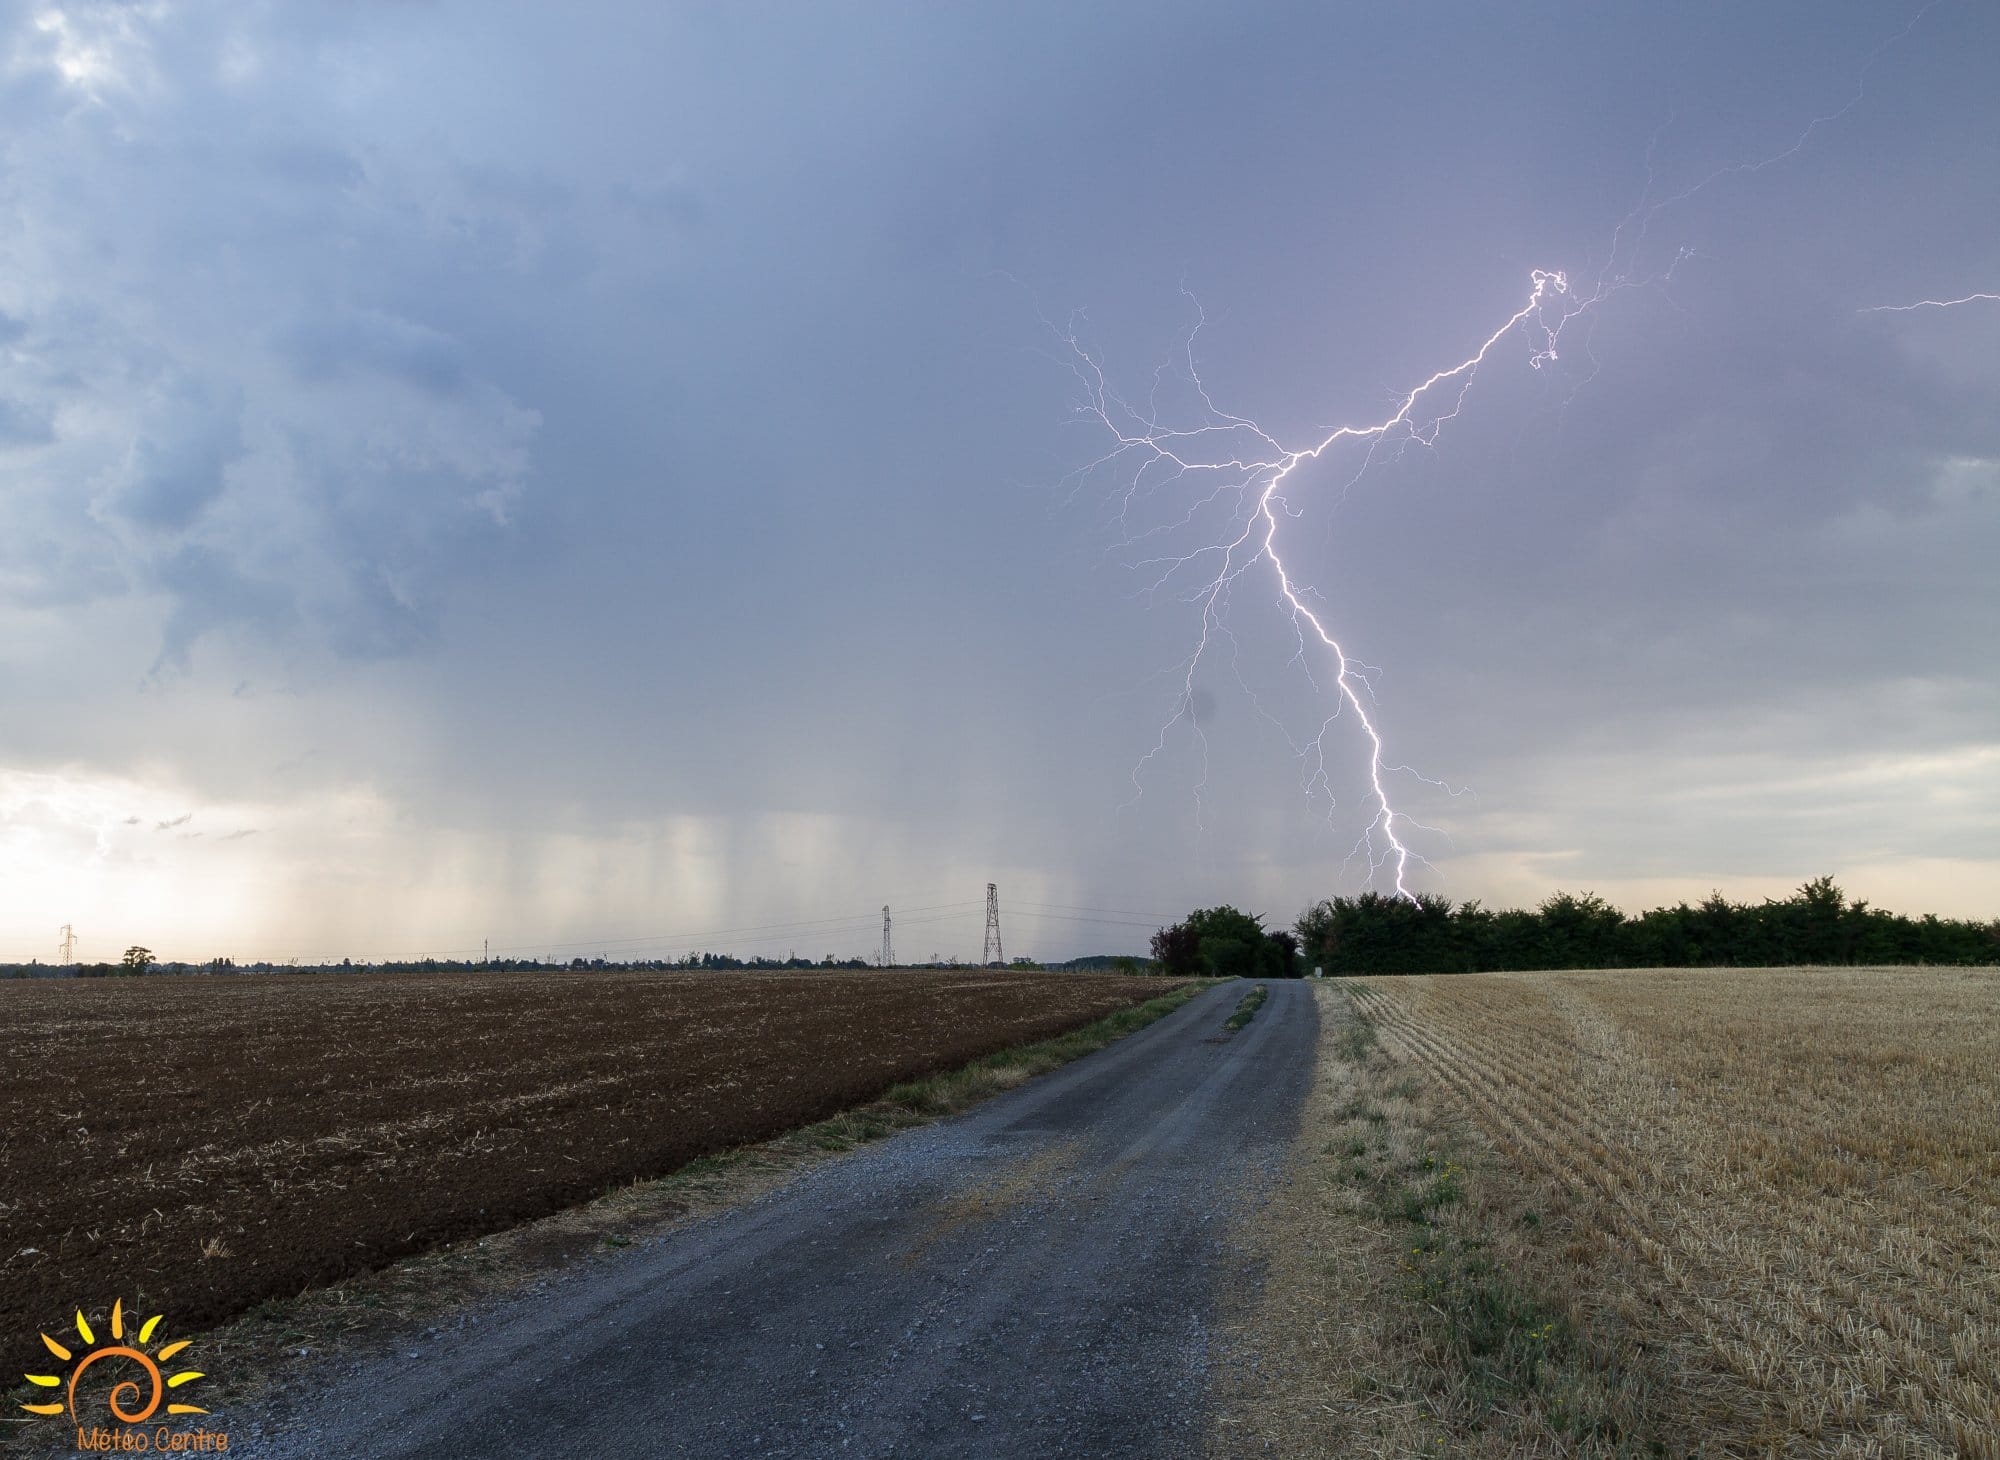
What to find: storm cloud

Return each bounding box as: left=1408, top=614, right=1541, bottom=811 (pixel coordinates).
left=1, top=1, right=1994, bottom=962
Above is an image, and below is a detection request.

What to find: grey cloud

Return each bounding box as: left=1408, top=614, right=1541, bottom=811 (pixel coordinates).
left=453, top=159, right=577, bottom=218
left=259, top=140, right=365, bottom=192
left=280, top=309, right=468, bottom=397
left=149, top=544, right=296, bottom=678
left=1569, top=277, right=2000, bottom=528
left=609, top=174, right=703, bottom=229
left=1, top=532, right=130, bottom=609
left=99, top=398, right=242, bottom=533
left=0, top=22, right=542, bottom=673
left=2, top=0, right=1996, bottom=951
left=0, top=396, right=54, bottom=447
left=319, top=567, right=442, bottom=661
left=155, top=813, right=192, bottom=831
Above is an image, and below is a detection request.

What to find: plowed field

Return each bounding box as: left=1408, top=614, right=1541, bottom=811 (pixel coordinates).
left=0, top=969, right=1159, bottom=1342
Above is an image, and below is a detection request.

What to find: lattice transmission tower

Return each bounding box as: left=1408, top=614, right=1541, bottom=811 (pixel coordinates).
left=880, top=905, right=893, bottom=968
left=983, top=883, right=1003, bottom=967
left=58, top=924, right=77, bottom=962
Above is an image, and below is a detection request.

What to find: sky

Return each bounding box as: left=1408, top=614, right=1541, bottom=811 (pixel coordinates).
left=2, top=0, right=1996, bottom=965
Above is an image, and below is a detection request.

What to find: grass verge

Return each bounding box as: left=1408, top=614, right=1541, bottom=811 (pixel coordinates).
left=1210, top=981, right=1681, bottom=1458
left=1223, top=983, right=1268, bottom=1032
left=4, top=978, right=1213, bottom=1451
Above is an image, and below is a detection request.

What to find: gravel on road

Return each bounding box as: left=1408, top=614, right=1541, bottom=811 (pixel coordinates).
left=230, top=977, right=1318, bottom=1459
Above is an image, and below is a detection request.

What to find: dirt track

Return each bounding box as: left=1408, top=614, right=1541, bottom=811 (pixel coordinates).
left=231, top=978, right=1317, bottom=1458
left=0, top=969, right=1158, bottom=1341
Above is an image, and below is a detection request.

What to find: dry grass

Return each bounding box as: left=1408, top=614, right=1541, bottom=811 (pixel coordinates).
left=1365, top=968, right=1997, bottom=1457
left=1212, top=983, right=1676, bottom=1459
left=1217, top=968, right=2000, bottom=1459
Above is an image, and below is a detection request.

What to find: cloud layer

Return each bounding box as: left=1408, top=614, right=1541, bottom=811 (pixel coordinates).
left=2, top=1, right=1994, bottom=961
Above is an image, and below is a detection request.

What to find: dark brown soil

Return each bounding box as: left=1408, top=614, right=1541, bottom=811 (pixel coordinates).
left=0, top=969, right=1157, bottom=1342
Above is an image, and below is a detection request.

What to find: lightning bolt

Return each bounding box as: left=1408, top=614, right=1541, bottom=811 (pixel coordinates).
left=1055, top=271, right=1591, bottom=899
left=1859, top=292, right=2000, bottom=313
left=1043, top=3, right=1942, bottom=904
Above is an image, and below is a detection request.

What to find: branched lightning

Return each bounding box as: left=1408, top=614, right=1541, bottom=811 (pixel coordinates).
left=1054, top=270, right=1596, bottom=899
left=1043, top=4, right=1942, bottom=903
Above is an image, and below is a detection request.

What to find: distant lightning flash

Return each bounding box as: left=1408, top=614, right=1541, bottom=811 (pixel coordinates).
left=1859, top=292, right=2000, bottom=313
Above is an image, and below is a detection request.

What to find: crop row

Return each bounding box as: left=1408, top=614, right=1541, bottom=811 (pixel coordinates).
left=1350, top=968, right=1999, bottom=1458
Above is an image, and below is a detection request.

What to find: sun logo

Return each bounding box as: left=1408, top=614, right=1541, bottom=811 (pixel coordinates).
left=20, top=1300, right=207, bottom=1422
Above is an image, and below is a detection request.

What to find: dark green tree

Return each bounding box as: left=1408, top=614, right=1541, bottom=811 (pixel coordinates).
left=1150, top=920, right=1202, bottom=979
left=1185, top=905, right=1271, bottom=978
left=1289, top=871, right=1996, bottom=973
left=1154, top=906, right=1298, bottom=979
left=1535, top=891, right=1624, bottom=968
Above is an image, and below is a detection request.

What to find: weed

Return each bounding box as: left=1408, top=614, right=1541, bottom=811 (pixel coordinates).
left=1224, top=984, right=1268, bottom=1032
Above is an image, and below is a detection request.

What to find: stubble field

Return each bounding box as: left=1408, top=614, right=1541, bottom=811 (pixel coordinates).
left=0, top=968, right=1159, bottom=1345
left=1223, top=967, right=1999, bottom=1458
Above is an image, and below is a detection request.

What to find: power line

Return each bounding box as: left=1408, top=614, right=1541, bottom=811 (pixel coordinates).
left=283, top=901, right=987, bottom=964
left=276, top=908, right=1143, bottom=968
left=1014, top=899, right=1180, bottom=921
left=215, top=894, right=1177, bottom=969
left=1001, top=910, right=1161, bottom=929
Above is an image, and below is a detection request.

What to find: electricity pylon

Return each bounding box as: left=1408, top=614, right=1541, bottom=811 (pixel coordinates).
left=983, top=884, right=1003, bottom=967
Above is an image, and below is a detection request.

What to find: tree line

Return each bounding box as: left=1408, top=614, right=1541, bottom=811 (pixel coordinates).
left=1151, top=878, right=2000, bottom=978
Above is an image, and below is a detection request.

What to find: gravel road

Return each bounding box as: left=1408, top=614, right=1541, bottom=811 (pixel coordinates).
left=232, top=977, right=1317, bottom=1458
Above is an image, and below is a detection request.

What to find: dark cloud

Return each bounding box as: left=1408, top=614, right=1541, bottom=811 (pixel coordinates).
left=1, top=0, right=1994, bottom=955
left=155, top=813, right=192, bottom=831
